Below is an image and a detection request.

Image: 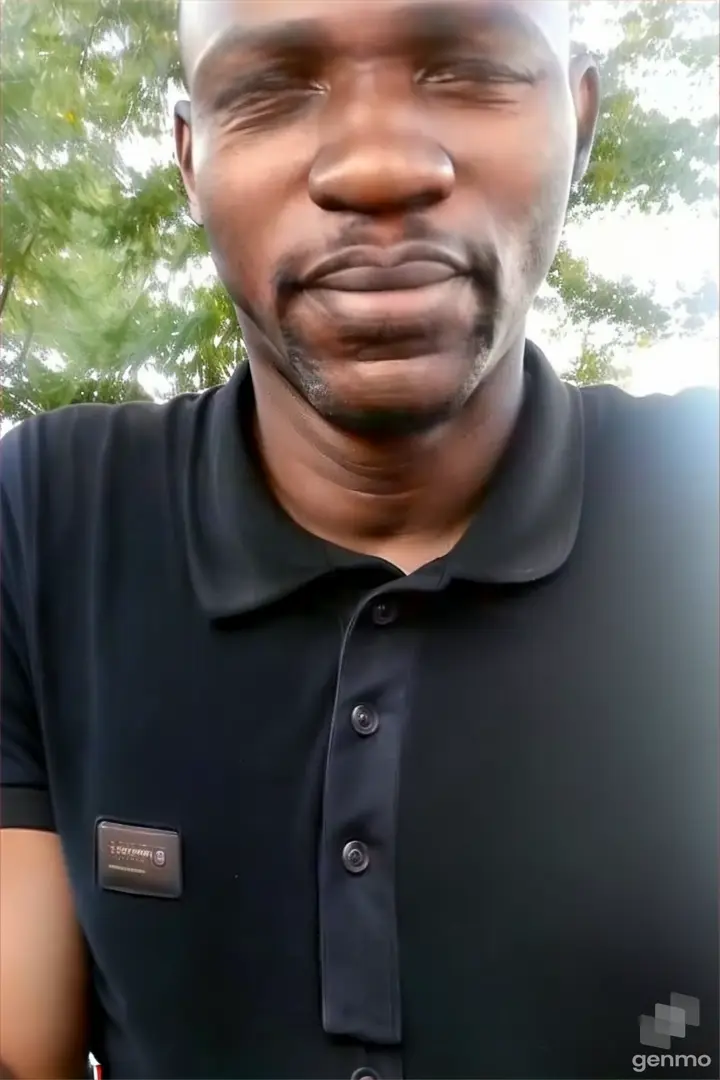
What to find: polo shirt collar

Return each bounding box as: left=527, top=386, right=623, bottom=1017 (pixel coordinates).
left=446, top=340, right=584, bottom=585
left=184, top=340, right=583, bottom=619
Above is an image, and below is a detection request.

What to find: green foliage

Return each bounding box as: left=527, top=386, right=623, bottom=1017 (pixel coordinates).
left=569, top=1, right=719, bottom=216
left=563, top=340, right=631, bottom=390
left=1, top=0, right=197, bottom=417
left=548, top=243, right=672, bottom=335
left=1, top=0, right=718, bottom=419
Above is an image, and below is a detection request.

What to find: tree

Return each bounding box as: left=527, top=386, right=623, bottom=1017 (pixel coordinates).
left=554, top=0, right=720, bottom=384
left=1, top=0, right=718, bottom=420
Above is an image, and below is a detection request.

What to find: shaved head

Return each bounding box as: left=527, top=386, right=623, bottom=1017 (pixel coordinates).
left=179, top=0, right=571, bottom=91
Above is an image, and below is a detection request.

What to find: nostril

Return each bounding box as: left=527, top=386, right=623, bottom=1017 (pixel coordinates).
left=405, top=191, right=442, bottom=212
left=318, top=194, right=353, bottom=213
left=317, top=192, right=439, bottom=215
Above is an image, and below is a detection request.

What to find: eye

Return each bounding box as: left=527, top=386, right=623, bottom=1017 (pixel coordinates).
left=418, top=65, right=464, bottom=85
left=246, top=77, right=322, bottom=102
left=261, top=73, right=326, bottom=94
left=416, top=59, right=535, bottom=88
left=213, top=68, right=327, bottom=115
left=422, top=71, right=454, bottom=85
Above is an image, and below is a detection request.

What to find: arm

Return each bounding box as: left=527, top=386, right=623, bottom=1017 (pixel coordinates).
left=0, top=422, right=89, bottom=1079
left=0, top=829, right=89, bottom=1080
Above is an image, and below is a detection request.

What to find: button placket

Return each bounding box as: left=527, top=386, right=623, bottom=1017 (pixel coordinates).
left=372, top=599, right=398, bottom=626
left=318, top=589, right=414, bottom=1045
left=351, top=703, right=380, bottom=736
left=342, top=840, right=370, bottom=874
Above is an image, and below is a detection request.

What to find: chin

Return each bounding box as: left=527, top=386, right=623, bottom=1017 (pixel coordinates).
left=278, top=309, right=497, bottom=436
left=297, top=352, right=489, bottom=438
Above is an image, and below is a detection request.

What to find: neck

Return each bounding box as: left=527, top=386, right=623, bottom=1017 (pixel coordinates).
left=250, top=341, right=526, bottom=570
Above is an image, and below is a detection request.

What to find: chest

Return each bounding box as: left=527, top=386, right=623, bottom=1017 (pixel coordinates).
left=34, top=555, right=718, bottom=1075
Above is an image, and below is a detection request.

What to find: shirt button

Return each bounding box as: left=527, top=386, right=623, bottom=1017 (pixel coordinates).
left=350, top=1071, right=380, bottom=1080
left=350, top=703, right=380, bottom=736
left=342, top=840, right=370, bottom=874
left=371, top=599, right=398, bottom=625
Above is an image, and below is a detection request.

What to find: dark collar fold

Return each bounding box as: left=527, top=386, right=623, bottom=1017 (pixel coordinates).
left=447, top=340, right=584, bottom=585
left=183, top=340, right=584, bottom=619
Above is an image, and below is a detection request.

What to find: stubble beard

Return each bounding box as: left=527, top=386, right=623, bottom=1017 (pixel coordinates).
left=277, top=310, right=498, bottom=439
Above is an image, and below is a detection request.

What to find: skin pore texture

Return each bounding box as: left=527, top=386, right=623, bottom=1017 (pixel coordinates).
left=175, top=0, right=599, bottom=572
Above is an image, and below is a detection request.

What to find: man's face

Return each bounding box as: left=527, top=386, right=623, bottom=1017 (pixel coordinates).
left=177, top=0, right=595, bottom=435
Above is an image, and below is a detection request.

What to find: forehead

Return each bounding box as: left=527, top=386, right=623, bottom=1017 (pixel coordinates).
left=181, top=0, right=569, bottom=82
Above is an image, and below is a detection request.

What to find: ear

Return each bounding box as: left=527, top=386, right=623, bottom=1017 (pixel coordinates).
left=174, top=99, right=203, bottom=226
left=568, top=53, right=600, bottom=187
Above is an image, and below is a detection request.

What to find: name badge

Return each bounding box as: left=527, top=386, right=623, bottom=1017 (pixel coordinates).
left=96, top=820, right=182, bottom=899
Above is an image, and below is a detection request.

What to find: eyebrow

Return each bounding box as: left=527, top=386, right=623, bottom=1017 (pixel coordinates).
left=193, top=19, right=330, bottom=88
left=192, top=1, right=550, bottom=94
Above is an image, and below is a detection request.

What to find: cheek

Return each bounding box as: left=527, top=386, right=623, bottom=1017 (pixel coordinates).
left=194, top=145, right=289, bottom=311
left=459, top=89, right=575, bottom=235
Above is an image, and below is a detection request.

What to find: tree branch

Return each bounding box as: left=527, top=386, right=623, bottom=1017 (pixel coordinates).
left=18, top=322, right=35, bottom=371
left=0, top=233, right=36, bottom=322
left=0, top=271, right=16, bottom=322
left=78, top=7, right=105, bottom=75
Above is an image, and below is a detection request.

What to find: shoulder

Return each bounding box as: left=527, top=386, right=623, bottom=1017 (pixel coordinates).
left=2, top=393, right=208, bottom=501
left=578, top=381, right=718, bottom=487
left=576, top=382, right=718, bottom=576
left=2, top=393, right=199, bottom=478
left=0, top=392, right=214, bottom=528
left=579, top=379, right=718, bottom=441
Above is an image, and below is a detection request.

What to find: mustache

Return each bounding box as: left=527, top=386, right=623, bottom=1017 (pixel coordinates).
left=273, top=216, right=501, bottom=308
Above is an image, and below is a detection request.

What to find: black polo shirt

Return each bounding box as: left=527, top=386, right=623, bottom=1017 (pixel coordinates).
left=1, top=342, right=718, bottom=1080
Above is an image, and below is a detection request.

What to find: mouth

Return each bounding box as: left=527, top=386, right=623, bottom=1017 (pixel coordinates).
left=301, top=276, right=473, bottom=332
left=300, top=242, right=469, bottom=293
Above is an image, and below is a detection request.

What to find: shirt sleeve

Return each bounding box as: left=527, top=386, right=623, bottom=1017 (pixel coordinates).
left=0, top=422, right=55, bottom=831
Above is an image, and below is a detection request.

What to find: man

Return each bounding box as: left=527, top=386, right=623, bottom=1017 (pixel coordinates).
left=1, top=1, right=717, bottom=1078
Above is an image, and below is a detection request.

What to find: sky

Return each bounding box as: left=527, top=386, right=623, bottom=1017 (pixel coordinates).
left=528, top=203, right=719, bottom=395
left=133, top=1, right=719, bottom=400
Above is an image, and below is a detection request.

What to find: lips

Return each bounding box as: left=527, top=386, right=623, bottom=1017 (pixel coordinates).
left=311, top=261, right=460, bottom=291
left=301, top=242, right=468, bottom=293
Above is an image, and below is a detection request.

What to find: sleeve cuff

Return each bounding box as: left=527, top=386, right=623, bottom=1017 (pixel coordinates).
left=0, top=786, right=56, bottom=831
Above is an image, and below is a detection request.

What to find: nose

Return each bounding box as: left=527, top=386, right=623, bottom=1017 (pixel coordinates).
left=309, top=118, right=455, bottom=215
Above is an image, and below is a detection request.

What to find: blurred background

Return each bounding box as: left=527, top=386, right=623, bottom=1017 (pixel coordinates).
left=1, top=0, right=718, bottom=424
